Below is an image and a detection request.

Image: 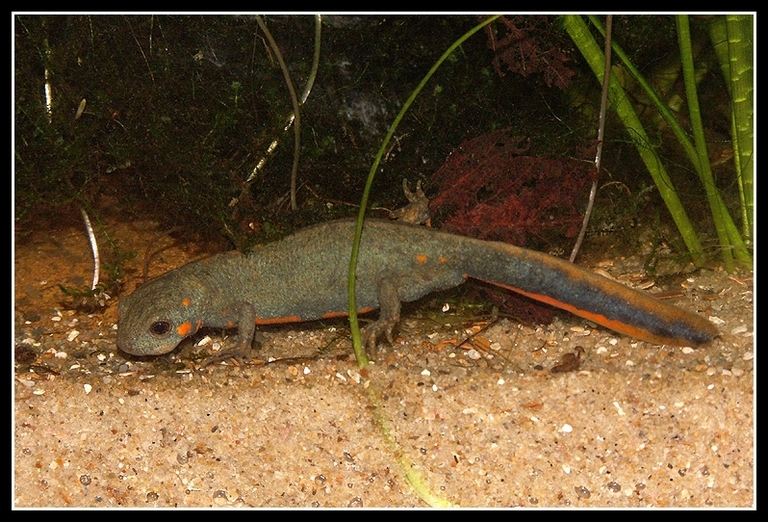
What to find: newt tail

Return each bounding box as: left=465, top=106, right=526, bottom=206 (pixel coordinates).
left=117, top=219, right=718, bottom=357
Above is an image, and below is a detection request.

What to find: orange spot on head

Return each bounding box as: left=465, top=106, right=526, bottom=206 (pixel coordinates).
left=415, top=254, right=428, bottom=264
left=439, top=256, right=449, bottom=263
left=226, top=321, right=236, bottom=329
left=176, top=322, right=193, bottom=337
left=181, top=298, right=192, bottom=307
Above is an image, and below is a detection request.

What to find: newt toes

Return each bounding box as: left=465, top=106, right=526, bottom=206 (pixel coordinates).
left=117, top=219, right=719, bottom=357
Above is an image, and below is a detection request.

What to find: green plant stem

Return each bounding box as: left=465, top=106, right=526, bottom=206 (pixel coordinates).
left=710, top=15, right=753, bottom=243
left=588, top=15, right=751, bottom=266
left=676, top=15, right=733, bottom=272
left=347, top=15, right=501, bottom=368
left=363, top=382, right=456, bottom=507
left=562, top=15, right=705, bottom=266
left=725, top=15, right=754, bottom=241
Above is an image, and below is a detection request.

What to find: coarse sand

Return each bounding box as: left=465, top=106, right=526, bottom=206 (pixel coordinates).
left=14, top=218, right=754, bottom=508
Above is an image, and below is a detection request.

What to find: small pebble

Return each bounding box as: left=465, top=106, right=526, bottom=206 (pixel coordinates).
left=574, top=486, right=591, bottom=499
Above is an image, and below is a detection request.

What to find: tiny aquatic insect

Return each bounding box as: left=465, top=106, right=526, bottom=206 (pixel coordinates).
left=550, top=346, right=585, bottom=373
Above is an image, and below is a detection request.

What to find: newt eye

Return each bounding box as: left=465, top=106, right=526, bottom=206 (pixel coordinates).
left=150, top=321, right=172, bottom=337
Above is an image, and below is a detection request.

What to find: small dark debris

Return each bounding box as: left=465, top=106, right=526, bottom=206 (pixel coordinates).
left=551, top=346, right=585, bottom=373
left=15, top=345, right=37, bottom=364
left=22, top=310, right=42, bottom=322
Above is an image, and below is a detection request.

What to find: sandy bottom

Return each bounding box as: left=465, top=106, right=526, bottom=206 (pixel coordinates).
left=14, top=219, right=754, bottom=508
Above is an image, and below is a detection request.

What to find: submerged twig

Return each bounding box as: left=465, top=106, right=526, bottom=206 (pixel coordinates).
left=255, top=16, right=301, bottom=210
left=570, top=15, right=611, bottom=263
left=237, top=16, right=322, bottom=210
left=80, top=207, right=100, bottom=290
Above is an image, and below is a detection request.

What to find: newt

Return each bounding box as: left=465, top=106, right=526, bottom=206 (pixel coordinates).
left=117, top=218, right=718, bottom=357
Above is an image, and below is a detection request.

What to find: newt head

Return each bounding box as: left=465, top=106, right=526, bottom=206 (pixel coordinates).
left=117, top=274, right=207, bottom=356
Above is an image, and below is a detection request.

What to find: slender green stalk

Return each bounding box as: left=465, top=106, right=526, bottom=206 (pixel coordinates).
left=345, top=18, right=499, bottom=504
left=363, top=382, right=456, bottom=507
left=676, top=15, right=733, bottom=271
left=587, top=15, right=751, bottom=266
left=726, top=15, right=754, bottom=241
left=347, top=15, right=500, bottom=367
left=562, top=15, right=706, bottom=266
left=710, top=15, right=753, bottom=243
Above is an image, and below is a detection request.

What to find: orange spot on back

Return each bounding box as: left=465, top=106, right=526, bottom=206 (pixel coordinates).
left=181, top=298, right=192, bottom=307
left=416, top=254, right=428, bottom=264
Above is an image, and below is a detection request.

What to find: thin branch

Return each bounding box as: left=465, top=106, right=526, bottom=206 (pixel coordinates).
left=123, top=16, right=154, bottom=83
left=255, top=15, right=302, bottom=211
left=570, top=15, right=611, bottom=263
left=80, top=208, right=100, bottom=291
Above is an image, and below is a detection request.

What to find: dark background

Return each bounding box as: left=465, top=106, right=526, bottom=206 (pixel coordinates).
left=14, top=15, right=733, bottom=251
